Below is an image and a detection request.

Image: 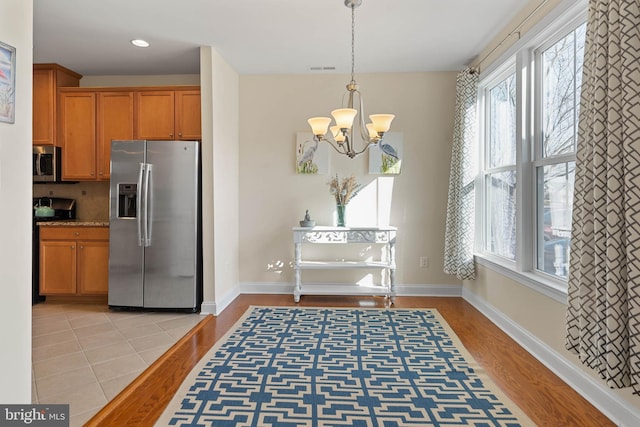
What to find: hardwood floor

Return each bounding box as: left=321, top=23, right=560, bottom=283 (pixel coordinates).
left=85, top=295, right=614, bottom=426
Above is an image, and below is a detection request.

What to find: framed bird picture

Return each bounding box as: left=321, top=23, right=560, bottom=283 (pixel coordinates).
left=0, top=41, right=16, bottom=124
left=296, top=132, right=329, bottom=174
left=368, top=132, right=403, bottom=174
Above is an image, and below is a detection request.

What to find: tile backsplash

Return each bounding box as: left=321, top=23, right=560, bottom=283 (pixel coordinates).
left=33, top=181, right=110, bottom=221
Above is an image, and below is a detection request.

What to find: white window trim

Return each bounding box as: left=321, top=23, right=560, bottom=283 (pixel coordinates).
left=474, top=0, right=587, bottom=304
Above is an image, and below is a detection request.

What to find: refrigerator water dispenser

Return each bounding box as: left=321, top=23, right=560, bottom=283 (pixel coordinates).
left=118, top=184, right=137, bottom=218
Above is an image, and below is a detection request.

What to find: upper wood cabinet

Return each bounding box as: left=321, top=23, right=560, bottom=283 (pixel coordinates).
left=33, top=64, right=82, bottom=146
left=97, top=91, right=135, bottom=179
left=57, top=85, right=198, bottom=181
left=58, top=89, right=134, bottom=180
left=59, top=91, right=96, bottom=180
left=175, top=90, right=202, bottom=140
left=135, top=89, right=201, bottom=140
left=135, top=91, right=174, bottom=140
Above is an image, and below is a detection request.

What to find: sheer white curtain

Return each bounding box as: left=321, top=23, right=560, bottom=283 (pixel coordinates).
left=444, top=68, right=478, bottom=280
left=566, top=0, right=640, bottom=392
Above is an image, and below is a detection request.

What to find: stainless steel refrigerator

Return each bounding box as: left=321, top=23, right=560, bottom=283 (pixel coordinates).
left=108, top=140, right=202, bottom=311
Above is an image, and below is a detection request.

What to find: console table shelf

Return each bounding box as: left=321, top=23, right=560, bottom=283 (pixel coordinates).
left=298, top=261, right=392, bottom=269
left=292, top=226, right=397, bottom=303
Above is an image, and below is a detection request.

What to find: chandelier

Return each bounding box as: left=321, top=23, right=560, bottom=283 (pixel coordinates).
left=306, top=0, right=395, bottom=159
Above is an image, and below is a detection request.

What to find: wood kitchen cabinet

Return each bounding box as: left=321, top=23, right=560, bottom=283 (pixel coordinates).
left=57, top=85, right=199, bottom=181
left=39, top=226, right=109, bottom=296
left=77, top=240, right=110, bottom=295
left=97, top=91, right=135, bottom=179
left=135, top=88, right=201, bottom=140
left=175, top=90, right=202, bottom=140
left=33, top=64, right=82, bottom=146
left=58, top=89, right=134, bottom=180
left=58, top=91, right=96, bottom=180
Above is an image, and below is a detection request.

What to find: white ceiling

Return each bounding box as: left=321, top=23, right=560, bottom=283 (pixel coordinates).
left=33, top=0, right=530, bottom=76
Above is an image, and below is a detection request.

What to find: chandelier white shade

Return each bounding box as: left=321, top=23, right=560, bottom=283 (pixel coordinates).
left=306, top=0, right=395, bottom=159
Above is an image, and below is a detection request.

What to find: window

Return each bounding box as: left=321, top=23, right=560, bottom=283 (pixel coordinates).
left=485, top=72, right=517, bottom=260
left=536, top=23, right=585, bottom=278
left=477, top=4, right=586, bottom=293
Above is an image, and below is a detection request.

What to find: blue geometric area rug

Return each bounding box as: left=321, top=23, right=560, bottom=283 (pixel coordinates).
left=156, top=307, right=535, bottom=426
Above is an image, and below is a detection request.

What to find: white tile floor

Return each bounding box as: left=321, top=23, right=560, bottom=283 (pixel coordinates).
left=31, top=302, right=205, bottom=426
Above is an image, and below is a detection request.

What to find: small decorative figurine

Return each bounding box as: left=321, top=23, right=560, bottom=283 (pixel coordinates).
left=300, top=210, right=316, bottom=227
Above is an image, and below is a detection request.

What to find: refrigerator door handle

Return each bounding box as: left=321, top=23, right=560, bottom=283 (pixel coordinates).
left=137, top=163, right=145, bottom=246
left=143, top=163, right=153, bottom=247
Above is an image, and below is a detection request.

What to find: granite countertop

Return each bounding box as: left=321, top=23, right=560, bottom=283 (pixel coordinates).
left=37, top=220, right=109, bottom=227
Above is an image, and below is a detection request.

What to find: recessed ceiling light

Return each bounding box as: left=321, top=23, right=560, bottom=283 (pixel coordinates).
left=131, top=39, right=149, bottom=48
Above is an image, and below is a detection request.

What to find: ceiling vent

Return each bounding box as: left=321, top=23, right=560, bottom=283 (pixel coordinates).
left=310, top=66, right=336, bottom=71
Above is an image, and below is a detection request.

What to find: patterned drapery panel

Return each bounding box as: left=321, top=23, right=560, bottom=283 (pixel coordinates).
left=566, top=0, right=640, bottom=392
left=444, top=68, right=479, bottom=280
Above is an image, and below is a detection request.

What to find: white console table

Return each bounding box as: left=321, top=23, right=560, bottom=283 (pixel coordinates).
left=292, top=226, right=397, bottom=303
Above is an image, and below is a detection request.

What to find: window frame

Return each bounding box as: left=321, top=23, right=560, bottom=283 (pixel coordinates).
left=481, top=64, right=518, bottom=264
left=475, top=0, right=587, bottom=304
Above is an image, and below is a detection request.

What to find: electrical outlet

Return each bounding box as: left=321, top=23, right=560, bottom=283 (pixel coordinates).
left=420, top=256, right=429, bottom=268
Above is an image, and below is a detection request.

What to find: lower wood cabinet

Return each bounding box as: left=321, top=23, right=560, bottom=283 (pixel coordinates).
left=39, top=226, right=109, bottom=296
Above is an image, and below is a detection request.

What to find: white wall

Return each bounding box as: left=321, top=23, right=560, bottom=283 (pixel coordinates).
left=238, top=72, right=462, bottom=290
left=200, top=47, right=240, bottom=312
left=0, top=0, right=33, bottom=403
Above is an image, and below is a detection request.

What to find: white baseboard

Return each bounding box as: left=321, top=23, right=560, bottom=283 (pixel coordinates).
left=395, top=284, right=462, bottom=296
left=238, top=282, right=295, bottom=294
left=200, top=286, right=240, bottom=315
left=462, top=287, right=639, bottom=427
left=238, top=282, right=462, bottom=297
left=203, top=282, right=461, bottom=314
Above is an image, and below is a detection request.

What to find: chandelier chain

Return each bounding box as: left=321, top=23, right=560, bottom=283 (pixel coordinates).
left=351, top=4, right=355, bottom=83
left=304, top=0, right=395, bottom=159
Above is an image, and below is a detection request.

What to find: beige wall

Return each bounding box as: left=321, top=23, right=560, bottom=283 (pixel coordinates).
left=470, top=266, right=568, bottom=348
left=54, top=70, right=460, bottom=307
left=466, top=0, right=640, bottom=418
left=0, top=0, right=33, bottom=403
left=471, top=0, right=567, bottom=71
left=238, top=72, right=462, bottom=289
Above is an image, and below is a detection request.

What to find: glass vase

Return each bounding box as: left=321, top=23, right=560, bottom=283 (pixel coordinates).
left=336, top=204, right=346, bottom=227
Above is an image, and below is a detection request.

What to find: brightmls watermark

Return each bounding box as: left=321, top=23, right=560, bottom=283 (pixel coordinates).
left=0, top=405, right=68, bottom=426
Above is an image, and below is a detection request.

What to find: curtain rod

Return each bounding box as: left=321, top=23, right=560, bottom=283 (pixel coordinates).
left=473, top=0, right=551, bottom=73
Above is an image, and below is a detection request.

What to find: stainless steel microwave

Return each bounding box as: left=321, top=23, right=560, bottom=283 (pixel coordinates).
left=33, top=146, right=62, bottom=183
